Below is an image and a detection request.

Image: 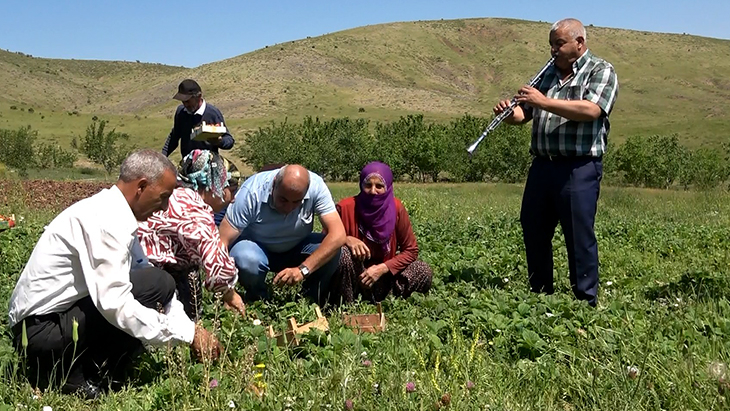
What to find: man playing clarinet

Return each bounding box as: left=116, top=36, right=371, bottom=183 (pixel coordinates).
left=493, top=17, right=619, bottom=306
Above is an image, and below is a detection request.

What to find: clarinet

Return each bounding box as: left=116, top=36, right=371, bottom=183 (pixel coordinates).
left=467, top=56, right=555, bottom=155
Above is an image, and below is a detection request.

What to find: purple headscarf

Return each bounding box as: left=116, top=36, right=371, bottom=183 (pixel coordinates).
left=355, top=161, right=397, bottom=254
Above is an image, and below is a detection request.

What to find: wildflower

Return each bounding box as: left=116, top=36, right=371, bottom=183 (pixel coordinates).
left=209, top=379, right=219, bottom=389
left=362, top=360, right=372, bottom=367
left=466, top=380, right=475, bottom=390
left=406, top=382, right=416, bottom=393
left=605, top=281, right=613, bottom=286
left=545, top=312, right=555, bottom=318
left=440, top=393, right=451, bottom=406
left=254, top=373, right=264, bottom=379
left=43, top=407, right=52, bottom=411
left=627, top=366, right=640, bottom=379
left=345, top=399, right=354, bottom=410
left=709, top=361, right=728, bottom=381
left=502, top=278, right=509, bottom=283
left=72, top=317, right=79, bottom=344
left=228, top=399, right=236, bottom=408
left=361, top=351, right=368, bottom=358
left=253, top=319, right=262, bottom=326
left=255, top=363, right=266, bottom=369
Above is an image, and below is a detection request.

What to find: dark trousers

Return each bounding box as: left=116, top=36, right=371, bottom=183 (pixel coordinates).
left=520, top=156, right=603, bottom=306
left=12, top=267, right=176, bottom=391
left=167, top=267, right=203, bottom=322
left=229, top=232, right=341, bottom=305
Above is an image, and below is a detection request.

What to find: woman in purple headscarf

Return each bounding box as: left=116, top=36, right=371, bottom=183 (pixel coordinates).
left=331, top=161, right=432, bottom=303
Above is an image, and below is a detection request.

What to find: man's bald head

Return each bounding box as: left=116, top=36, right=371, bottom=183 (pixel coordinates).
left=550, top=18, right=587, bottom=42
left=272, top=164, right=311, bottom=214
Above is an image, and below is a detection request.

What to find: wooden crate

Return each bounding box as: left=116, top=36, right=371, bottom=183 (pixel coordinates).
left=343, top=303, right=387, bottom=333
left=266, top=306, right=329, bottom=347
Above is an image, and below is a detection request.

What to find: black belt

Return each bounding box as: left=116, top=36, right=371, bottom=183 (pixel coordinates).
left=537, top=155, right=601, bottom=162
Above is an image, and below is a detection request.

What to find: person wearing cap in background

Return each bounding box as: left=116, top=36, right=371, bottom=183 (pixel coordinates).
left=162, top=79, right=235, bottom=158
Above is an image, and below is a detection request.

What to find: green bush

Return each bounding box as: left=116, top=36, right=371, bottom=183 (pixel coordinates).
left=614, top=134, right=688, bottom=189
left=0, top=126, right=36, bottom=176
left=80, top=119, right=134, bottom=174
left=239, top=118, right=304, bottom=171
left=680, top=147, right=729, bottom=190
left=34, top=143, right=78, bottom=169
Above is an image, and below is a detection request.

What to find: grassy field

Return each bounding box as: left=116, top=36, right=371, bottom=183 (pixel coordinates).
left=3, top=17, right=730, bottom=151
left=0, top=182, right=728, bottom=410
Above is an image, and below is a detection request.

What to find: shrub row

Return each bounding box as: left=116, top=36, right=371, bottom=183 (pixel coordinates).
left=239, top=115, right=730, bottom=189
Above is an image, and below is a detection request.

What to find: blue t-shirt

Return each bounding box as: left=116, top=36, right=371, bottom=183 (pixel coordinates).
left=225, top=169, right=336, bottom=253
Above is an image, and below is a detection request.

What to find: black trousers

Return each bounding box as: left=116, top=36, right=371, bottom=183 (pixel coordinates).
left=167, top=267, right=204, bottom=322
left=520, top=156, right=603, bottom=306
left=11, top=267, right=176, bottom=391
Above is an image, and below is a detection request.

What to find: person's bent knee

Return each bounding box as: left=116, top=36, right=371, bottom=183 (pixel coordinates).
left=130, top=266, right=176, bottom=308
left=230, top=241, right=268, bottom=277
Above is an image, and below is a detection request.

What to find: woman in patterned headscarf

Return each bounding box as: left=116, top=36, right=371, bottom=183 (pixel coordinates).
left=330, top=161, right=432, bottom=304
left=138, top=149, right=245, bottom=320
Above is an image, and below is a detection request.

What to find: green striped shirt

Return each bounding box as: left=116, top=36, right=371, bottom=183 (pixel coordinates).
left=525, top=50, right=619, bottom=158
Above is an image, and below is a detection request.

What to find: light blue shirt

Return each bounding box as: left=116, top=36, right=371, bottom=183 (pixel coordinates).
left=225, top=168, right=336, bottom=253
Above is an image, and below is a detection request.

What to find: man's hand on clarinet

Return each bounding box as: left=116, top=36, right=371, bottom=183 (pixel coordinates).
left=493, top=99, right=513, bottom=115
left=514, top=86, right=548, bottom=108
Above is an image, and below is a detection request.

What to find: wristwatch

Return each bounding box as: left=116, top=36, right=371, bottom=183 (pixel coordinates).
left=298, top=264, right=310, bottom=278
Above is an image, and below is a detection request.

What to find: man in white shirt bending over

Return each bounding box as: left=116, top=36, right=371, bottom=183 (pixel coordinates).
left=7, top=149, right=221, bottom=399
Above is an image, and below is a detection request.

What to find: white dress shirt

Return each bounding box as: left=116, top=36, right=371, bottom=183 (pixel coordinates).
left=8, top=185, right=195, bottom=345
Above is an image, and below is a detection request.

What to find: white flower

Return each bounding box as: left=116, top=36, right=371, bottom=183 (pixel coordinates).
left=252, top=319, right=262, bottom=326
left=43, top=407, right=52, bottom=411
left=545, top=313, right=555, bottom=318
left=361, top=351, right=368, bottom=358
left=228, top=400, right=236, bottom=408
left=605, top=281, right=613, bottom=286
left=502, top=278, right=509, bottom=283
left=709, top=361, right=728, bottom=380
left=467, top=216, right=471, bottom=221
left=495, top=329, right=501, bottom=333
left=627, top=366, right=640, bottom=379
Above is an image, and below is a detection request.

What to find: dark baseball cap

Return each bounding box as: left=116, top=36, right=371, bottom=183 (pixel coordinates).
left=172, top=79, right=202, bottom=101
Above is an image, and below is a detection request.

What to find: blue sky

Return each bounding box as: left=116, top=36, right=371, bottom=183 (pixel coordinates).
left=4, top=0, right=729, bottom=68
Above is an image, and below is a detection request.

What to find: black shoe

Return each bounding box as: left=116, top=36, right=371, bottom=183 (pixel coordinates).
left=61, top=380, right=103, bottom=400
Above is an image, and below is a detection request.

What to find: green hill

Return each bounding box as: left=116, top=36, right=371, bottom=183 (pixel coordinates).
left=2, top=18, right=730, bottom=151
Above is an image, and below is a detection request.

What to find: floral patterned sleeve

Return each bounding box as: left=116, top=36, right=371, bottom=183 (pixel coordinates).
left=177, top=206, right=239, bottom=294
